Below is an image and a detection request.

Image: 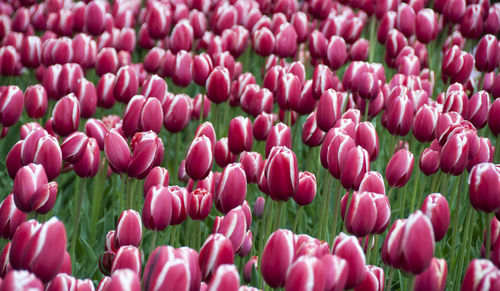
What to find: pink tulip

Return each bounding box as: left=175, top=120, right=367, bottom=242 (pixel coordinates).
left=104, top=128, right=131, bottom=174
left=107, top=269, right=141, bottom=291
left=331, top=232, right=367, bottom=289
left=115, top=209, right=142, bottom=248
left=1, top=270, right=44, bottom=291
left=421, top=193, right=450, bottom=242
left=386, top=149, right=414, bottom=188
left=199, top=233, right=235, bottom=281
left=261, top=229, right=295, bottom=288
left=0, top=193, right=26, bottom=239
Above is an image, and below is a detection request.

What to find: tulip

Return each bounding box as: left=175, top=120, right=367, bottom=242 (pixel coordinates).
left=266, top=146, right=299, bottom=201
left=1, top=270, right=44, bottom=291
left=108, top=269, right=141, bottom=291
left=293, top=171, right=317, bottom=206
left=276, top=73, right=301, bottom=111
left=216, top=206, right=247, bottom=252
left=172, top=50, right=192, bottom=87
left=170, top=20, right=194, bottom=54
left=191, top=53, right=213, bottom=86
left=461, top=259, right=498, bottom=291
left=185, top=135, right=213, bottom=181
left=316, top=89, right=344, bottom=132
left=274, top=23, right=297, bottom=58
left=208, top=265, right=240, bottom=291
left=385, top=92, right=414, bottom=136
left=440, top=133, right=469, bottom=175
left=170, top=186, right=191, bottom=225
left=104, top=129, right=131, bottom=174
left=265, top=123, right=291, bottom=157
left=51, top=94, right=80, bottom=136
left=75, top=78, right=97, bottom=118
left=115, top=209, right=142, bottom=248
left=30, top=181, right=58, bottom=214
left=96, top=73, right=116, bottom=109
left=326, top=36, right=347, bottom=70
left=469, top=163, right=500, bottom=213
left=21, top=217, right=67, bottom=282
left=354, top=265, right=385, bottom=291
left=206, top=66, right=231, bottom=104
left=253, top=112, right=274, bottom=141
left=228, top=116, right=253, bottom=155
left=60, top=132, right=89, bottom=164
left=143, top=166, right=169, bottom=196
left=13, top=164, right=48, bottom=213
left=355, top=121, right=379, bottom=161
left=331, top=232, right=366, bottom=289
left=319, top=254, right=348, bottom=291
left=189, top=188, right=213, bottom=220
left=128, top=131, right=164, bottom=179
left=421, top=193, right=450, bottom=242
left=113, top=65, right=138, bottom=104
left=0, top=193, right=26, bottom=239
left=340, top=146, right=370, bottom=190
left=0, top=85, right=23, bottom=127
left=261, top=229, right=295, bottom=288
left=475, top=34, right=498, bottom=73
left=215, top=138, right=237, bottom=168
left=84, top=118, right=107, bottom=150
left=460, top=4, right=484, bottom=39
left=142, top=185, right=172, bottom=231
left=4, top=140, right=20, bottom=179
left=386, top=149, right=414, bottom=188
left=327, top=132, right=356, bottom=179
left=285, top=256, right=325, bottom=291
left=215, top=163, right=247, bottom=214
left=359, top=171, right=386, bottom=195
left=312, top=64, right=336, bottom=99
left=199, top=233, right=235, bottom=281
left=414, top=257, right=447, bottom=291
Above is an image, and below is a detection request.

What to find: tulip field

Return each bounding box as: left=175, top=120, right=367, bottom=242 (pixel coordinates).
left=1, top=0, right=500, bottom=290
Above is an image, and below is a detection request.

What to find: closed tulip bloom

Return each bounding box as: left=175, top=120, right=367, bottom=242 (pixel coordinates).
left=265, top=123, right=291, bottom=157
left=112, top=65, right=138, bottom=104
left=60, top=132, right=88, bottom=165
left=199, top=233, right=235, bottom=281
left=23, top=85, right=47, bottom=119
left=207, top=264, right=239, bottom=291
left=354, top=265, right=385, bottom=291
left=266, top=146, right=299, bottom=201
left=261, top=229, right=295, bottom=288
left=461, top=259, right=498, bottom=291
left=467, top=91, right=490, bottom=129
left=469, top=163, right=500, bottom=213
left=253, top=112, right=274, bottom=141
left=57, top=63, right=84, bottom=97
left=215, top=163, right=247, bottom=214
left=285, top=256, right=325, bottom=291
left=488, top=99, right=500, bottom=136
left=115, top=209, right=142, bottom=248
left=382, top=219, right=407, bottom=268
left=95, top=48, right=118, bottom=76
left=386, top=149, right=414, bottom=188
left=142, top=185, right=172, bottom=231
left=51, top=94, right=80, bottom=136
left=275, top=23, right=298, bottom=58
left=216, top=206, right=247, bottom=252
left=440, top=133, right=469, bottom=175
left=396, top=3, right=416, bottom=37
left=239, top=151, right=263, bottom=184
left=173, top=50, right=192, bottom=87
left=312, top=64, right=337, bottom=99
left=128, top=131, right=164, bottom=179
left=385, top=93, right=414, bottom=136
left=111, top=245, right=141, bottom=276
left=359, top=171, right=386, bottom=195
left=252, top=27, right=275, bottom=57
left=460, top=4, right=483, bottom=39
left=475, top=34, right=498, bottom=73
left=206, top=66, right=231, bottom=104
left=164, top=94, right=192, bottom=133
left=413, top=104, right=439, bottom=142
left=316, top=89, right=344, bottom=132
left=355, top=122, right=379, bottom=161
left=185, top=135, right=213, bottom=181
left=215, top=138, right=237, bottom=168
left=108, top=269, right=141, bottom=291
left=302, top=112, right=325, bottom=147
left=294, top=171, right=317, bottom=206
left=189, top=188, right=213, bottom=220
left=13, top=164, right=48, bottom=212
left=341, top=146, right=370, bottom=190
left=75, top=78, right=97, bottom=119
left=325, top=36, right=348, bottom=70
left=227, top=116, right=253, bottom=154
left=95, top=73, right=116, bottom=109
left=21, top=217, right=66, bottom=282
left=169, top=186, right=190, bottom=225
left=0, top=194, right=26, bottom=239
left=143, top=166, right=169, bottom=196
left=415, top=9, right=437, bottom=43
left=104, top=129, right=131, bottom=174
left=414, top=257, right=447, bottom=291
left=1, top=270, right=44, bottom=291
left=419, top=148, right=440, bottom=176
left=0, top=86, right=23, bottom=127
left=344, top=191, right=378, bottom=237
left=331, top=232, right=366, bottom=289
left=84, top=118, right=107, bottom=150
left=399, top=210, right=435, bottom=274
left=191, top=53, right=213, bottom=87
left=29, top=181, right=57, bottom=214
left=421, top=193, right=450, bottom=242
left=170, top=20, right=194, bottom=54
left=276, top=73, right=301, bottom=110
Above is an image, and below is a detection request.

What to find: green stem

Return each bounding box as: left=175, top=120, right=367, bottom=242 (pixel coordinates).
left=273, top=201, right=285, bottom=231
left=343, top=191, right=353, bottom=233
left=331, top=180, right=342, bottom=240
left=398, top=186, right=406, bottom=217
left=387, top=268, right=395, bottom=291
left=409, top=169, right=421, bottom=214
left=486, top=212, right=494, bottom=259
left=368, top=16, right=377, bottom=63
left=199, top=93, right=205, bottom=126
left=293, top=206, right=303, bottom=233
left=319, top=174, right=333, bottom=239
left=364, top=99, right=370, bottom=121
left=150, top=231, right=157, bottom=255
left=371, top=235, right=379, bottom=265
left=455, top=207, right=475, bottom=286
left=170, top=225, right=178, bottom=247
left=90, top=160, right=107, bottom=242
left=70, top=178, right=86, bottom=265
left=449, top=174, right=464, bottom=261
left=478, top=74, right=485, bottom=92
left=407, top=276, right=416, bottom=291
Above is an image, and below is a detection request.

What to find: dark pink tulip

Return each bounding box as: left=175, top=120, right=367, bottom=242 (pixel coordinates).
left=51, top=94, right=80, bottom=136
left=359, top=171, right=386, bottom=195
left=485, top=4, right=500, bottom=35
left=215, top=138, right=237, bottom=168
left=143, top=166, right=169, bottom=196
left=0, top=86, right=23, bottom=127
left=20, top=35, right=42, bottom=68
left=189, top=188, right=213, bottom=220
left=85, top=118, right=107, bottom=150
left=228, top=116, right=253, bottom=155
left=122, top=95, right=163, bottom=137
left=413, top=104, right=439, bottom=142
left=6, top=140, right=23, bottom=179
left=385, top=29, right=407, bottom=59
left=475, top=34, right=498, bottom=72
left=45, top=273, right=77, bottom=291
left=488, top=99, right=500, bottom=136
left=312, top=64, right=336, bottom=99
left=215, top=163, right=247, bottom=214
left=261, top=229, right=295, bottom=288
left=341, top=146, right=370, bottom=190
left=274, top=23, right=297, bottom=58
left=265, top=123, right=291, bottom=157
left=128, top=131, right=163, bottom=179
left=75, top=78, right=97, bottom=118
left=355, top=122, right=379, bottom=161
left=440, top=133, right=469, bottom=175
left=326, top=36, right=347, bottom=70
left=467, top=137, right=494, bottom=172
left=414, top=257, right=447, bottom=291
left=113, top=65, right=138, bottom=104
left=469, top=163, right=500, bottom=213
left=143, top=47, right=165, bottom=73
left=72, top=33, right=97, bottom=69
left=170, top=20, right=194, bottom=54
left=191, top=53, right=213, bottom=86
left=349, top=38, right=369, bottom=61
left=111, top=245, right=141, bottom=275
left=216, top=206, right=247, bottom=252
left=285, top=256, right=325, bottom=291
left=1, top=270, right=44, bottom=291
left=115, top=209, right=142, bottom=248
left=199, top=233, right=235, bottom=281
left=107, top=269, right=141, bottom=291
left=0, top=194, right=26, bottom=239
left=193, top=122, right=216, bottom=151
left=0, top=45, right=21, bottom=76
left=24, top=85, right=47, bottom=119
left=293, top=171, right=316, bottom=206
left=51, top=37, right=73, bottom=65
left=266, top=146, right=299, bottom=201
left=326, top=132, right=355, bottom=178
left=73, top=138, right=100, bottom=178
left=116, top=28, right=136, bottom=52
left=84, top=1, right=106, bottom=35
left=9, top=219, right=40, bottom=270
left=96, top=73, right=116, bottom=109
left=26, top=134, right=61, bottom=181
left=30, top=181, right=57, bottom=214
left=462, top=259, right=499, bottom=291
left=399, top=210, right=435, bottom=274
left=145, top=2, right=170, bottom=39
left=420, top=148, right=440, bottom=176
left=208, top=265, right=240, bottom=291
left=239, top=152, right=263, bottom=184
left=467, top=91, right=490, bottom=129
left=95, top=48, right=119, bottom=76
left=443, top=89, right=468, bottom=117
left=243, top=256, right=258, bottom=283
left=382, top=219, right=406, bottom=268
left=104, top=128, right=130, bottom=174
left=21, top=217, right=67, bottom=282
left=354, top=265, right=385, bottom=291
left=415, top=9, right=438, bottom=43
left=331, top=232, right=366, bottom=289
left=308, top=30, right=328, bottom=60
left=185, top=135, right=213, bottom=181
left=172, top=50, right=192, bottom=87
left=41, top=64, right=62, bottom=99
left=169, top=186, right=190, bottom=225
left=344, top=191, right=378, bottom=237
left=276, top=73, right=301, bottom=110
left=385, top=93, right=414, bottom=136
left=189, top=9, right=207, bottom=38
left=253, top=112, right=274, bottom=141
left=192, top=94, right=211, bottom=120
left=386, top=149, right=414, bottom=188
left=396, top=3, right=416, bottom=37
left=460, top=4, right=484, bottom=39
left=163, top=94, right=192, bottom=133
left=320, top=254, right=348, bottom=291
left=316, top=89, right=344, bottom=132
left=302, top=112, right=325, bottom=147
left=57, top=63, right=84, bottom=96
left=421, top=193, right=450, bottom=242
left=143, top=246, right=191, bottom=291
left=13, top=164, right=48, bottom=212
left=206, top=66, right=231, bottom=104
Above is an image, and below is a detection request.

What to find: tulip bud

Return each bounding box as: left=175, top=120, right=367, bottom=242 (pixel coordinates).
left=51, top=94, right=80, bottom=137
left=216, top=206, right=247, bottom=252
left=359, top=171, right=386, bottom=195
left=170, top=20, right=194, bottom=54
left=293, top=171, right=317, bottom=206
left=316, top=89, right=345, bottom=132
left=143, top=166, right=169, bottom=196
left=475, top=34, right=498, bottom=73
left=253, top=197, right=265, bottom=219
left=208, top=264, right=240, bottom=291
left=111, top=245, right=141, bottom=276
left=415, top=9, right=438, bottom=43
left=355, top=121, right=379, bottom=161
left=173, top=50, right=192, bottom=87
left=170, top=186, right=190, bottom=225
left=192, top=53, right=213, bottom=86
left=104, top=129, right=130, bottom=174
left=385, top=93, right=414, bottom=136
left=215, top=163, right=247, bottom=213
left=326, top=36, right=348, bottom=70
left=95, top=47, right=119, bottom=76
left=24, top=85, right=48, bottom=119
left=115, top=209, right=142, bottom=248
left=461, top=259, right=498, bottom=291
left=469, top=163, right=500, bottom=213
left=265, top=123, right=291, bottom=157
left=266, top=146, right=299, bottom=201
left=189, top=188, right=213, bottom=220
left=0, top=193, right=26, bottom=239
left=414, top=257, right=447, bottom=291
left=199, top=233, right=235, bottom=281
left=30, top=181, right=58, bottom=214
left=1, top=270, right=44, bottom=291
left=128, top=131, right=164, bottom=178
left=331, top=232, right=366, bottom=289
left=0, top=86, right=23, bottom=127
left=215, top=138, right=237, bottom=168
left=185, top=135, right=213, bottom=181
left=108, top=269, right=141, bottom=291
left=261, top=229, right=295, bottom=288
left=13, top=164, right=48, bottom=213
left=206, top=66, right=231, bottom=104
left=275, top=23, right=297, bottom=58
left=421, top=193, right=450, bottom=242
left=354, top=265, right=385, bottom=291
left=400, top=210, right=435, bottom=274
left=113, top=65, right=139, bottom=104
left=142, top=185, right=172, bottom=231
left=285, top=256, right=325, bottom=291
left=440, top=133, right=469, bottom=175
left=341, top=146, right=370, bottom=190
left=253, top=112, right=275, bottom=141
left=228, top=116, right=253, bottom=154
left=386, top=149, right=414, bottom=188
